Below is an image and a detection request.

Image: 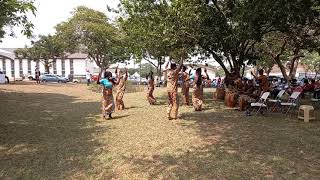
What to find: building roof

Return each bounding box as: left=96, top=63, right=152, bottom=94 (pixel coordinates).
left=0, top=48, right=88, bottom=60
left=0, top=48, right=15, bottom=60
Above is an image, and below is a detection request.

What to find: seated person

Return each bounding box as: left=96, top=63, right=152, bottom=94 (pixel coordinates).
left=234, top=78, right=244, bottom=93
left=243, top=80, right=255, bottom=95
left=302, top=79, right=314, bottom=94
left=287, top=79, right=299, bottom=95
left=313, top=79, right=320, bottom=99
left=251, top=69, right=269, bottom=93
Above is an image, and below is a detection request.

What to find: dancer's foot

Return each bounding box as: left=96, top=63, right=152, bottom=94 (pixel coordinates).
left=109, top=113, right=112, bottom=119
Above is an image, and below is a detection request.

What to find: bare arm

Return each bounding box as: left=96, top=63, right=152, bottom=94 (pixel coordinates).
left=124, top=68, right=128, bottom=81
left=203, top=68, right=209, bottom=79
left=251, top=71, right=257, bottom=79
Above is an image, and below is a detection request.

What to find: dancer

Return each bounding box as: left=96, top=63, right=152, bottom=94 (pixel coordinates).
left=164, top=60, right=183, bottom=120
left=115, top=67, right=128, bottom=111
left=146, top=71, right=156, bottom=105
left=97, top=71, right=118, bottom=119
left=181, top=65, right=191, bottom=106
left=191, top=68, right=207, bottom=111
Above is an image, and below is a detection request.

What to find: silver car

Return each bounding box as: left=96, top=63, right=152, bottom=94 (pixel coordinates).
left=40, top=74, right=68, bottom=83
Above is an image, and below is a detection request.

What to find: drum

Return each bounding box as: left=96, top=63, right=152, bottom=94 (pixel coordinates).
left=225, top=92, right=229, bottom=106
left=216, top=87, right=225, bottom=100
left=239, top=95, right=248, bottom=111
left=228, top=93, right=236, bottom=108
left=213, top=92, right=218, bottom=101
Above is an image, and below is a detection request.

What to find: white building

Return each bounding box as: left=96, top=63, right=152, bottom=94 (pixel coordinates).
left=0, top=48, right=96, bottom=80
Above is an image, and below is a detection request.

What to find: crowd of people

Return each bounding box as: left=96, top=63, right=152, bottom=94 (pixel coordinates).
left=97, top=62, right=320, bottom=120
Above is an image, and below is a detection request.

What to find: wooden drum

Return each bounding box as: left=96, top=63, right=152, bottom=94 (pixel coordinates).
left=216, top=87, right=225, bottom=100
left=225, top=91, right=236, bottom=108
left=228, top=93, right=236, bottom=108
left=239, top=95, right=248, bottom=111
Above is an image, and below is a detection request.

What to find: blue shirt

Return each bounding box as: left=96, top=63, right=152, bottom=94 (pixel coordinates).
left=100, top=79, right=113, bottom=89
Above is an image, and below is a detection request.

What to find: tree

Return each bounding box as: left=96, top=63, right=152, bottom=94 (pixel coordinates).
left=15, top=34, right=65, bottom=73
left=302, top=51, right=320, bottom=78
left=55, top=6, right=130, bottom=71
left=0, top=0, right=36, bottom=41
left=119, top=0, right=320, bottom=80
left=119, top=0, right=194, bottom=78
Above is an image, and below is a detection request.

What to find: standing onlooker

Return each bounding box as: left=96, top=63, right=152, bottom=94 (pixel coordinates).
left=86, top=70, right=92, bottom=86
left=217, top=76, right=221, bottom=87
left=0, top=69, right=9, bottom=84
left=35, top=67, right=41, bottom=84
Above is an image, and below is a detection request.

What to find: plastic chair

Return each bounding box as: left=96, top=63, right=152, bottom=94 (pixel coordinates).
left=250, top=92, right=270, bottom=114
left=298, top=105, right=316, bottom=122
left=269, top=90, right=285, bottom=112
left=280, top=92, right=301, bottom=115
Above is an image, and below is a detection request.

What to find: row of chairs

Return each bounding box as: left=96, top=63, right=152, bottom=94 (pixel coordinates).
left=249, top=90, right=319, bottom=115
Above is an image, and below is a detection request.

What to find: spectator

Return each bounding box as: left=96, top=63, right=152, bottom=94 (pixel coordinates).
left=302, top=79, right=313, bottom=93
left=35, top=68, right=41, bottom=84
left=311, top=79, right=320, bottom=99
left=86, top=70, right=92, bottom=86
left=0, top=69, right=9, bottom=84
left=217, top=76, right=221, bottom=87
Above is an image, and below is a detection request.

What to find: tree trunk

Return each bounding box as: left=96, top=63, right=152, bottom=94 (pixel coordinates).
left=44, top=60, right=50, bottom=74
left=289, top=58, right=300, bottom=80
left=273, top=56, right=289, bottom=80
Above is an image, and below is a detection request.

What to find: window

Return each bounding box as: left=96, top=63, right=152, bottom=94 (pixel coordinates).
left=70, top=59, right=74, bottom=75
left=19, top=59, right=23, bottom=76
left=28, top=60, right=31, bottom=74
left=53, top=60, right=57, bottom=74
left=2, top=59, right=6, bottom=74
left=11, top=60, right=15, bottom=77
left=61, top=59, right=65, bottom=77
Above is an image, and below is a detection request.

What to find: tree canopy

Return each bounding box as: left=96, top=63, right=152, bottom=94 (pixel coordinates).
left=55, top=6, right=130, bottom=70
left=15, top=34, right=65, bottom=73
left=119, top=0, right=320, bottom=79
left=0, top=0, right=36, bottom=41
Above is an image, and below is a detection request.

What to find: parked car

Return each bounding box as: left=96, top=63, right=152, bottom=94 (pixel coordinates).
left=40, top=74, right=68, bottom=83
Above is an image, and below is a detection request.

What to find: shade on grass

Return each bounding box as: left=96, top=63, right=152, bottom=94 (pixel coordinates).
left=0, top=83, right=319, bottom=179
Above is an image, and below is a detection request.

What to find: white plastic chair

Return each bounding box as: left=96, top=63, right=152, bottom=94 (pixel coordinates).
left=268, top=90, right=285, bottom=112
left=280, top=92, right=301, bottom=114
left=250, top=92, right=270, bottom=114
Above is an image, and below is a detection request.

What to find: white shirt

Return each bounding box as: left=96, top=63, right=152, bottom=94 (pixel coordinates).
left=86, top=72, right=91, bottom=80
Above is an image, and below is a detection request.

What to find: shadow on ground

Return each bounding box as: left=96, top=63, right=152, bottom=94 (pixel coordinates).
left=122, top=91, right=320, bottom=179
left=0, top=90, right=111, bottom=179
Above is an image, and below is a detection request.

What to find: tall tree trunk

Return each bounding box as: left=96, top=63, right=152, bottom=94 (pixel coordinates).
left=274, top=57, right=289, bottom=80
left=44, top=60, right=50, bottom=74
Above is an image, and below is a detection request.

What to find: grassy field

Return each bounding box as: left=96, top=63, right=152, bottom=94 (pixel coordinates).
left=0, top=82, right=319, bottom=179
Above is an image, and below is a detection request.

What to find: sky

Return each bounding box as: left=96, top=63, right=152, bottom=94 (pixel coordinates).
left=0, top=0, right=119, bottom=48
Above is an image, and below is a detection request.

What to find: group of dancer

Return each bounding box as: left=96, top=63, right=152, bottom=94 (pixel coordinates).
left=145, top=61, right=210, bottom=120
left=98, top=61, right=210, bottom=120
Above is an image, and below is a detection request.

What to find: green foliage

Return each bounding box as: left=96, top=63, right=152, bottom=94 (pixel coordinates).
left=56, top=6, right=130, bottom=69
left=0, top=0, right=36, bottom=41
left=15, top=35, right=65, bottom=73
left=118, top=0, right=320, bottom=79
left=302, top=51, right=320, bottom=74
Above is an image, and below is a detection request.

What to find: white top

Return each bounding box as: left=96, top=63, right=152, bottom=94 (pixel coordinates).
left=86, top=72, right=91, bottom=80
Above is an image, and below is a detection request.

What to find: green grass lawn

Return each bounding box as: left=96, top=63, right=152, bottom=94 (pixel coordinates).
left=0, top=83, right=319, bottom=179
